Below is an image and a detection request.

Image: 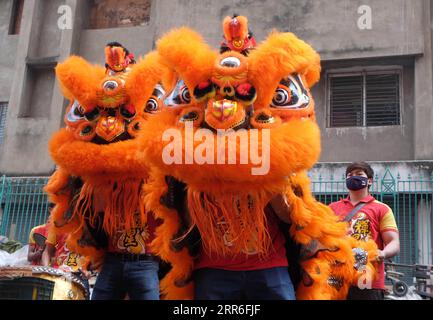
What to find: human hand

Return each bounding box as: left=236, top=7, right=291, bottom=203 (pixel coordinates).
left=269, top=194, right=291, bottom=224
left=376, top=250, right=386, bottom=261
left=34, top=248, right=44, bottom=259
left=81, top=270, right=92, bottom=279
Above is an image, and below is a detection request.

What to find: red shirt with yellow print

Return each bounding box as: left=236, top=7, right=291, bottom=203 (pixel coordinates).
left=107, top=212, right=158, bottom=255
left=329, top=195, right=399, bottom=290
left=46, top=232, right=87, bottom=272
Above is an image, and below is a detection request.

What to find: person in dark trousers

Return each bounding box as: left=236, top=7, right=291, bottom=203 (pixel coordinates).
left=89, top=210, right=161, bottom=300
left=329, top=161, right=400, bottom=300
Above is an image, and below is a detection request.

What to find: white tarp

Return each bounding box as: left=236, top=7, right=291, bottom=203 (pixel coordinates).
left=0, top=245, right=31, bottom=267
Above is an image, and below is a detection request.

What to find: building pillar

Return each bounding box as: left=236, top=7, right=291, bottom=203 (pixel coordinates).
left=414, top=0, right=433, bottom=160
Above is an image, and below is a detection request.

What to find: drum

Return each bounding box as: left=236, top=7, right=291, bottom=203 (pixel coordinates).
left=0, top=266, right=89, bottom=300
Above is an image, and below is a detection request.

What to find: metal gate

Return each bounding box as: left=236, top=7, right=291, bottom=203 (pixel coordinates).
left=0, top=176, right=50, bottom=244
left=0, top=171, right=432, bottom=267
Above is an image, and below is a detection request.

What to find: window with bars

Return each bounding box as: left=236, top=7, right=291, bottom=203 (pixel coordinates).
left=328, top=71, right=401, bottom=127
left=0, top=102, right=8, bottom=145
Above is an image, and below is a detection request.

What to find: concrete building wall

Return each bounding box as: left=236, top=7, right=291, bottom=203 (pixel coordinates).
left=27, top=0, right=64, bottom=58
left=314, top=57, right=416, bottom=162
left=152, top=0, right=425, bottom=60
left=414, top=0, right=433, bottom=160
left=0, top=0, right=83, bottom=175
left=0, top=0, right=431, bottom=175
left=0, top=0, right=19, bottom=102
left=78, top=26, right=155, bottom=64
left=77, top=0, right=156, bottom=64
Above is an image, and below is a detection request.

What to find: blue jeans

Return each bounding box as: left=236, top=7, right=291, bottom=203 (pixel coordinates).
left=194, top=267, right=296, bottom=300
left=91, top=254, right=160, bottom=300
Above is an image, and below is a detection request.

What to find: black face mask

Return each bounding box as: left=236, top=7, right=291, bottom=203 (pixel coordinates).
left=346, top=176, right=369, bottom=191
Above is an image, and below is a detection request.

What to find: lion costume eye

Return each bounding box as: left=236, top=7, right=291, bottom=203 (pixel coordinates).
left=66, top=100, right=85, bottom=123
left=164, top=79, right=191, bottom=107
left=271, top=74, right=310, bottom=109
left=145, top=98, right=159, bottom=113
left=181, top=86, right=191, bottom=103
left=103, top=80, right=119, bottom=91
left=145, top=84, right=165, bottom=114
left=273, top=88, right=291, bottom=106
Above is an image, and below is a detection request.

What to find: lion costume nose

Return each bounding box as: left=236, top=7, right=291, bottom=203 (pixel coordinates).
left=95, top=114, right=125, bottom=142
left=210, top=99, right=238, bottom=121
left=204, top=99, right=248, bottom=131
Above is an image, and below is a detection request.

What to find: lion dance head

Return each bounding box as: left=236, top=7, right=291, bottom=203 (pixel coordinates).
left=139, top=16, right=378, bottom=300
left=45, top=44, right=166, bottom=265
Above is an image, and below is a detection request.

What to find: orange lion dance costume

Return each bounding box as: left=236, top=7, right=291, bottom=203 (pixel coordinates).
left=44, top=45, right=169, bottom=287
left=138, top=15, right=378, bottom=300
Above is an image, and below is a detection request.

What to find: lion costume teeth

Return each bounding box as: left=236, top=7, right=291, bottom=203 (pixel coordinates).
left=139, top=17, right=378, bottom=300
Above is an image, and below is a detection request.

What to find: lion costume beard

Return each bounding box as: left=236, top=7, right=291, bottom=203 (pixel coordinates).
left=138, top=24, right=378, bottom=300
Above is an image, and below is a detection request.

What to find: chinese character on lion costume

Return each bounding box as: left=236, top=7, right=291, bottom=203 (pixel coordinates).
left=44, top=44, right=167, bottom=278
left=138, top=16, right=379, bottom=300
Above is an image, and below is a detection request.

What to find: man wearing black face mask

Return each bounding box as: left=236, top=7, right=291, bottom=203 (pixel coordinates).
left=329, top=162, right=400, bottom=300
